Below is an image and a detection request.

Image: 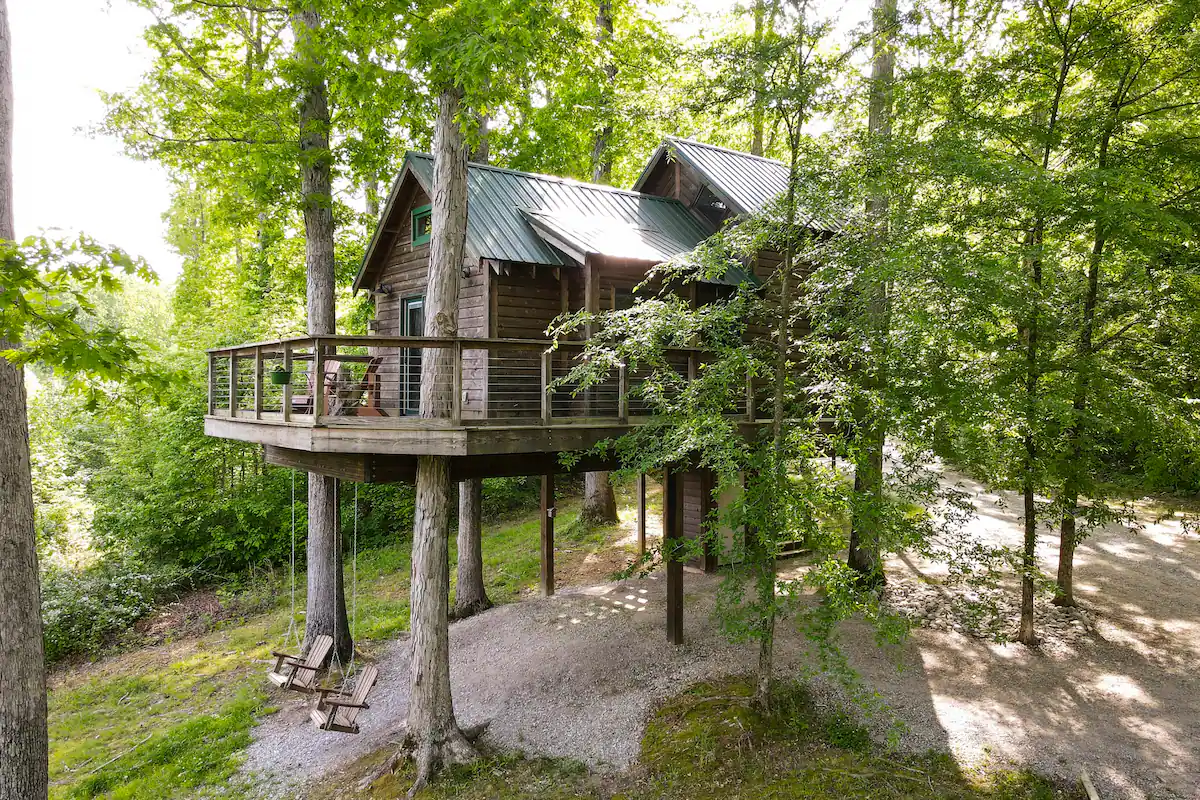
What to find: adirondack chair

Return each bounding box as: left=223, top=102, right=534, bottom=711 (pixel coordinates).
left=310, top=664, right=379, bottom=734
left=267, top=634, right=332, bottom=694
left=292, top=357, right=384, bottom=416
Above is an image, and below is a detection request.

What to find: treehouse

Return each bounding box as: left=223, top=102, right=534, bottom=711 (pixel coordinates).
left=204, top=137, right=824, bottom=642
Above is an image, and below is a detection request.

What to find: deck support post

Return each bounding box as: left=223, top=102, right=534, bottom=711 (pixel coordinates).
left=207, top=354, right=216, bottom=416
left=540, top=473, right=555, bottom=596
left=541, top=349, right=552, bottom=424
left=228, top=354, right=238, bottom=418
left=452, top=340, right=463, bottom=426
left=664, top=464, right=683, bottom=645
left=313, top=340, right=326, bottom=419
left=618, top=363, right=628, bottom=423
left=282, top=342, right=292, bottom=422
left=745, top=369, right=755, bottom=422
left=253, top=346, right=263, bottom=420
left=637, top=472, right=647, bottom=555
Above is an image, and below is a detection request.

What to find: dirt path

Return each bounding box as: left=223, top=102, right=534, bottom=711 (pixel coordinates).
left=243, top=473, right=1200, bottom=800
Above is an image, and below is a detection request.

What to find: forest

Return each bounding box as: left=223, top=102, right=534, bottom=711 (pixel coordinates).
left=1, top=0, right=1199, bottom=798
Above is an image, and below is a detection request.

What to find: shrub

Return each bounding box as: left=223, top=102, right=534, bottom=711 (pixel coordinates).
left=41, top=555, right=184, bottom=663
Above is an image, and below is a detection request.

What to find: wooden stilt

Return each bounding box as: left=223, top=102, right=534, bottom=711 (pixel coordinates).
left=637, top=472, right=647, bottom=555
left=664, top=465, right=683, bottom=645
left=540, top=473, right=555, bottom=596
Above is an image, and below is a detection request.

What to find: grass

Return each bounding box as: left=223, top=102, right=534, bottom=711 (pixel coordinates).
left=46, top=486, right=635, bottom=800
left=310, top=677, right=1080, bottom=800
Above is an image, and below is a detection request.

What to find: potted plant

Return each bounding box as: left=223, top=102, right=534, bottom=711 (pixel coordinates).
left=269, top=364, right=292, bottom=385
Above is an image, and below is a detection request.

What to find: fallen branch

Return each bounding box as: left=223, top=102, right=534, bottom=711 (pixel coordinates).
left=83, top=733, right=154, bottom=777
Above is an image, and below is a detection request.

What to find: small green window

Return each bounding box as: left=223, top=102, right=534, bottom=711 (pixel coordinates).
left=411, top=204, right=432, bottom=246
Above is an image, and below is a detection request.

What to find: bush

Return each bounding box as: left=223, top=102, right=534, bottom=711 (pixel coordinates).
left=41, top=555, right=184, bottom=663
left=480, top=476, right=542, bottom=519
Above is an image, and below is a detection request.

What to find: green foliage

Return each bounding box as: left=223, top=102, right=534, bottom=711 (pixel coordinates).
left=40, top=555, right=185, bottom=663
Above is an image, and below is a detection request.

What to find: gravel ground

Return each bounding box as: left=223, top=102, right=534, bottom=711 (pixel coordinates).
left=244, top=470, right=1200, bottom=800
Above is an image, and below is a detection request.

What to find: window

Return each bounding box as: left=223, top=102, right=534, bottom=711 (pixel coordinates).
left=411, top=204, right=432, bottom=246
left=401, top=296, right=424, bottom=415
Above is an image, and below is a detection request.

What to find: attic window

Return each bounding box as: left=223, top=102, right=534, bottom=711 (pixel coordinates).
left=411, top=204, right=432, bottom=246
left=692, top=185, right=728, bottom=228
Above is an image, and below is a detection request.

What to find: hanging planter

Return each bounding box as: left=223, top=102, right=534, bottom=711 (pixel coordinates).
left=269, top=366, right=292, bottom=385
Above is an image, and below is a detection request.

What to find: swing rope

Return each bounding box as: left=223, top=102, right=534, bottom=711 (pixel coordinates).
left=285, top=470, right=300, bottom=647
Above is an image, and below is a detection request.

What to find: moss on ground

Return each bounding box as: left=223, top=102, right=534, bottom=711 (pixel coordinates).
left=309, top=677, right=1080, bottom=800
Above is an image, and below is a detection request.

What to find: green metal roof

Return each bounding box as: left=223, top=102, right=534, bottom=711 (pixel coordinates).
left=406, top=153, right=710, bottom=267
left=633, top=137, right=841, bottom=232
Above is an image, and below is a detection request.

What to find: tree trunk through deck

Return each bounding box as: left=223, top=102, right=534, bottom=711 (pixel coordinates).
left=453, top=478, right=491, bottom=618
left=292, top=5, right=350, bottom=664
left=404, top=88, right=478, bottom=793
left=0, top=6, right=49, bottom=795
left=847, top=0, right=896, bottom=590
left=581, top=471, right=619, bottom=525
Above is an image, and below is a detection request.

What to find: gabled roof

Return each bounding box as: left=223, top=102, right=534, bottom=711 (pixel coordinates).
left=355, top=152, right=711, bottom=291
left=633, top=137, right=840, bottom=232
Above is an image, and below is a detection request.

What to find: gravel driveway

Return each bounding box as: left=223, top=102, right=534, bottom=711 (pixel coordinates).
left=244, top=471, right=1200, bottom=800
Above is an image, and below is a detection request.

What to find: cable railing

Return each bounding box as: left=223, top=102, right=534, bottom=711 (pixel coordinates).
left=206, top=335, right=760, bottom=429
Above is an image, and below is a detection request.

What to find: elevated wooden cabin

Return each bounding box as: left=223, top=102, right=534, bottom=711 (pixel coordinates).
left=204, top=138, right=823, bottom=642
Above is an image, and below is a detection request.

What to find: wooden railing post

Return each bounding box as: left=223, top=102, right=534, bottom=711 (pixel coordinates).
left=541, top=349, right=553, bottom=424
left=618, top=362, right=628, bottom=423
left=253, top=346, right=263, bottom=420
left=207, top=354, right=216, bottom=415
left=228, top=354, right=238, bottom=418
left=282, top=342, right=293, bottom=422
left=745, top=368, right=755, bottom=422
left=452, top=340, right=463, bottom=426
left=313, top=339, right=326, bottom=419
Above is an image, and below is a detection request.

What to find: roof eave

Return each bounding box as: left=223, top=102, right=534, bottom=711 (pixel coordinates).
left=352, top=153, right=431, bottom=294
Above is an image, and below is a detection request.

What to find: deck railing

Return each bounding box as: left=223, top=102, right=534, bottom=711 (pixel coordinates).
left=206, top=335, right=756, bottom=428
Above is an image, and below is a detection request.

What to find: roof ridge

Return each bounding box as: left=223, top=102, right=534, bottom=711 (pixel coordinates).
left=665, top=136, right=788, bottom=168
left=405, top=151, right=683, bottom=202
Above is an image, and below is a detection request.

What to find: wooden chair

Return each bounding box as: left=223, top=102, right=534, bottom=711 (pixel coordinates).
left=267, top=634, right=332, bottom=694
left=310, top=664, right=379, bottom=734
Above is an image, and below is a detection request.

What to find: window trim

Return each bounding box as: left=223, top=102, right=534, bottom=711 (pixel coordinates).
left=411, top=203, right=432, bottom=246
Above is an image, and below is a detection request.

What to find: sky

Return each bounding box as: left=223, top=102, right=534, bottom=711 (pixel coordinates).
left=11, top=0, right=183, bottom=282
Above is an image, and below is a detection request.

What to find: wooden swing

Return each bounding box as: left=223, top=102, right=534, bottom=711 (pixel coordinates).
left=272, top=473, right=381, bottom=733
left=267, top=634, right=332, bottom=694
left=310, top=664, right=379, bottom=734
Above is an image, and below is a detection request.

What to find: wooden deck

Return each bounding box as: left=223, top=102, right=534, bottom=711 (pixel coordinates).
left=205, top=335, right=761, bottom=468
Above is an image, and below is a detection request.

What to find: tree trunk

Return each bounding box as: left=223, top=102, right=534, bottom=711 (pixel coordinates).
left=0, top=0, right=49, bottom=794
left=405, top=88, right=478, bottom=793
left=1055, top=82, right=1121, bottom=607
left=750, top=0, right=765, bottom=156
left=1019, top=222, right=1044, bottom=648
left=365, top=176, right=380, bottom=218
left=590, top=0, right=616, bottom=184
left=453, top=478, right=491, bottom=618
left=847, top=0, right=896, bottom=589
left=581, top=471, right=619, bottom=525
left=292, top=5, right=350, bottom=663
left=469, top=113, right=489, bottom=165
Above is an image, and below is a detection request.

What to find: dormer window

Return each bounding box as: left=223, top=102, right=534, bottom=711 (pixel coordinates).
left=411, top=204, right=432, bottom=246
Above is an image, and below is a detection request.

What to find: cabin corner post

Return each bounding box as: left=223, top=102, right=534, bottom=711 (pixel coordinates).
left=540, top=472, right=556, bottom=596
left=281, top=341, right=293, bottom=422
left=664, top=463, right=684, bottom=645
